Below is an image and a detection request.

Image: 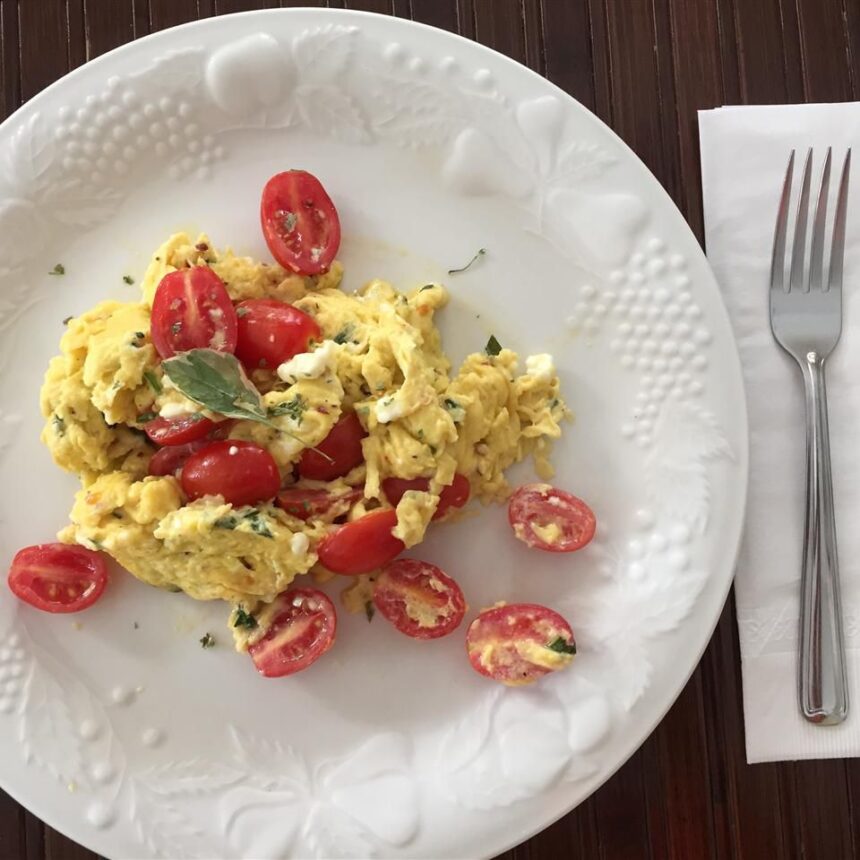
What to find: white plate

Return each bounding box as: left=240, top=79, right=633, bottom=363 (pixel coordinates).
left=0, top=9, right=748, bottom=859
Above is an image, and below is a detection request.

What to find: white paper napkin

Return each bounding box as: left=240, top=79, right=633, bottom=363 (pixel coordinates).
left=699, top=103, right=860, bottom=763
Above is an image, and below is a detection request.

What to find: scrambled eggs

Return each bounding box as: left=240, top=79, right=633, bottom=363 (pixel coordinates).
left=41, top=233, right=567, bottom=619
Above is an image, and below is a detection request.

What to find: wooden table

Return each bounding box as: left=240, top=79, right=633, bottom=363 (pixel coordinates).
left=1, top=1, right=858, bottom=858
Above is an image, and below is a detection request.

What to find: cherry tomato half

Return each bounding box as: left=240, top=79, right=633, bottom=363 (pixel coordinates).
left=8, top=543, right=108, bottom=614
left=466, top=603, right=576, bottom=686
left=275, top=486, right=363, bottom=521
left=147, top=421, right=234, bottom=477
left=317, top=509, right=404, bottom=575
left=144, top=413, right=217, bottom=447
left=298, top=412, right=366, bottom=482
left=373, top=558, right=466, bottom=639
left=260, top=170, right=341, bottom=275
left=235, top=299, right=321, bottom=371
left=150, top=266, right=238, bottom=358
left=181, top=440, right=280, bottom=507
left=248, top=587, right=337, bottom=678
left=508, top=483, right=596, bottom=553
left=382, top=473, right=470, bottom=520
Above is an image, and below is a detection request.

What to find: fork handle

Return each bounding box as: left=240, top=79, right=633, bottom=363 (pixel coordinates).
left=799, top=352, right=848, bottom=724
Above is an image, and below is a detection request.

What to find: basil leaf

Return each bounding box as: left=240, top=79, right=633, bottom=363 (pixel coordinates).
left=546, top=636, right=576, bottom=655
left=485, top=335, right=503, bottom=357
left=143, top=369, right=162, bottom=394
left=448, top=248, right=486, bottom=275
left=162, top=349, right=273, bottom=424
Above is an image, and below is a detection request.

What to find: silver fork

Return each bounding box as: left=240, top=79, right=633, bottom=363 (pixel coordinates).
left=770, top=147, right=851, bottom=725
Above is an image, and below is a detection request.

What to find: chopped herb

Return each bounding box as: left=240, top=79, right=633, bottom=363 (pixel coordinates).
left=547, top=636, right=576, bottom=655
left=49, top=263, right=65, bottom=276
left=236, top=306, right=250, bottom=318
left=485, top=334, right=503, bottom=357
left=428, top=444, right=437, bottom=455
left=419, top=284, right=435, bottom=292
left=267, top=394, right=307, bottom=424
left=143, top=369, right=163, bottom=394
left=110, top=510, right=124, bottom=519
left=549, top=398, right=559, bottom=409
left=52, top=415, right=65, bottom=435
left=416, top=429, right=425, bottom=440
left=333, top=324, right=354, bottom=345
left=62, top=315, right=73, bottom=325
left=244, top=509, right=273, bottom=538
left=135, top=331, right=145, bottom=340
left=123, top=275, right=134, bottom=285
left=365, top=600, right=375, bottom=622
left=130, top=331, right=146, bottom=348
left=233, top=608, right=258, bottom=630
left=443, top=398, right=460, bottom=410
left=199, top=633, right=215, bottom=649
left=171, top=321, right=182, bottom=335
left=302, top=500, right=312, bottom=513
left=136, top=411, right=157, bottom=423
left=213, top=515, right=238, bottom=530
left=447, top=248, right=486, bottom=275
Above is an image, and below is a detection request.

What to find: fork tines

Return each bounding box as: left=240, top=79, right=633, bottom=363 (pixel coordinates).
left=771, top=147, right=851, bottom=294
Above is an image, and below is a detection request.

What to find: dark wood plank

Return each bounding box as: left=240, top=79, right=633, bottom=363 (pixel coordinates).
left=215, top=0, right=281, bottom=15
left=18, top=0, right=70, bottom=99
left=592, top=749, right=652, bottom=859
left=732, top=0, right=791, bottom=103
left=344, top=0, right=393, bottom=13
left=701, top=594, right=786, bottom=860
left=794, top=0, right=854, bottom=101
left=0, top=0, right=22, bottom=121
left=410, top=0, right=459, bottom=33
left=83, top=0, right=135, bottom=58
left=520, top=0, right=544, bottom=75
left=665, top=0, right=725, bottom=239
left=791, top=761, right=854, bottom=859
left=147, top=0, right=201, bottom=32
left=653, top=672, right=716, bottom=860
left=473, top=0, right=525, bottom=62
left=600, top=0, right=681, bottom=201
left=539, top=0, right=595, bottom=113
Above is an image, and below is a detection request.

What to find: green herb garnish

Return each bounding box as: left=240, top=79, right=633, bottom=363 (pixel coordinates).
left=49, top=263, right=65, bottom=276
left=199, top=633, right=215, bottom=649
left=485, top=334, right=503, bottom=357
left=236, top=306, right=250, bottom=318
left=447, top=248, right=486, bottom=275
left=365, top=600, right=375, bottom=623
left=143, top=369, right=162, bottom=394
left=136, top=412, right=157, bottom=424
left=52, top=415, right=65, bottom=435
left=62, top=316, right=73, bottom=325
left=419, top=284, right=435, bottom=292
left=267, top=394, right=307, bottom=424
left=333, top=324, right=354, bottom=345
left=213, top=515, right=238, bottom=530
left=171, top=321, right=182, bottom=335
left=233, top=608, right=258, bottom=630
left=244, top=509, right=273, bottom=538
left=123, top=275, right=134, bottom=285
left=130, top=331, right=146, bottom=348
left=547, top=636, right=576, bottom=655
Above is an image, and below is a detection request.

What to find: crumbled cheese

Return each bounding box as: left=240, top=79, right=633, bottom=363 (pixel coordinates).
left=277, top=340, right=337, bottom=383
left=525, top=353, right=556, bottom=383
left=159, top=401, right=196, bottom=420
left=375, top=395, right=407, bottom=424
left=290, top=532, right=309, bottom=556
